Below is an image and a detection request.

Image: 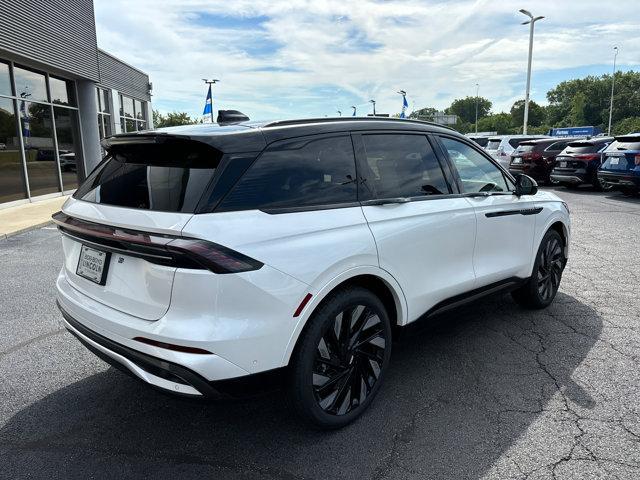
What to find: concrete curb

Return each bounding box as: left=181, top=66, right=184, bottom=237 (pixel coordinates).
left=0, top=220, right=55, bottom=241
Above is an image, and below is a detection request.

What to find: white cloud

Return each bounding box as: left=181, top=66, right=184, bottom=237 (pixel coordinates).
left=94, top=0, right=640, bottom=119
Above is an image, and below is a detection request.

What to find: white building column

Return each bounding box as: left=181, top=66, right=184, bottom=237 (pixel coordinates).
left=111, top=89, right=122, bottom=134
left=76, top=80, right=102, bottom=174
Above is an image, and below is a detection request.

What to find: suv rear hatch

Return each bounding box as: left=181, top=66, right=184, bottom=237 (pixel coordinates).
left=555, top=142, right=602, bottom=171
left=55, top=136, right=223, bottom=321
left=601, top=136, right=640, bottom=172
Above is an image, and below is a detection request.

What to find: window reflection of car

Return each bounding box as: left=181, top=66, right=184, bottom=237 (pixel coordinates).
left=59, top=152, right=76, bottom=172
left=36, top=149, right=56, bottom=161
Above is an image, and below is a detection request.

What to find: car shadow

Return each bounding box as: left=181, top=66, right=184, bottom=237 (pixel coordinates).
left=1, top=292, right=602, bottom=480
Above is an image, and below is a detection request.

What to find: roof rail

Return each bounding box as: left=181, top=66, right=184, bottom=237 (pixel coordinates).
left=262, top=116, right=456, bottom=131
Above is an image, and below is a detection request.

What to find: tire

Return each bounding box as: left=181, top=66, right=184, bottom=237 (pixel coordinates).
left=288, top=286, right=392, bottom=429
left=512, top=229, right=565, bottom=309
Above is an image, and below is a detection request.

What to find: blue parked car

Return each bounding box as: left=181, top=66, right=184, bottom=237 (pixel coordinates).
left=598, top=134, right=640, bottom=195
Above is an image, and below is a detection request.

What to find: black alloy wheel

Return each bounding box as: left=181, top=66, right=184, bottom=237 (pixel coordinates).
left=288, top=287, right=392, bottom=429
left=512, top=229, right=566, bottom=309
left=312, top=304, right=386, bottom=416
left=536, top=235, right=563, bottom=302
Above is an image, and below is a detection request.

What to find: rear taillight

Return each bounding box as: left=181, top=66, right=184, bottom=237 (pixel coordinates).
left=52, top=211, right=263, bottom=274
left=168, top=238, right=263, bottom=274
left=574, top=154, right=599, bottom=161
left=523, top=152, right=543, bottom=163
left=635, top=154, right=640, bottom=166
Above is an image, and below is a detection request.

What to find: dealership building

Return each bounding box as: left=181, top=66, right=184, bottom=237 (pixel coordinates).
left=0, top=0, right=152, bottom=209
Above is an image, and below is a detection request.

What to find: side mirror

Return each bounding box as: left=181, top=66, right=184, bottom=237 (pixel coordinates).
left=514, top=174, right=538, bottom=196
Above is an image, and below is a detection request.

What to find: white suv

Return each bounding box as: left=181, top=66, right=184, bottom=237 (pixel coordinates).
left=54, top=118, right=570, bottom=429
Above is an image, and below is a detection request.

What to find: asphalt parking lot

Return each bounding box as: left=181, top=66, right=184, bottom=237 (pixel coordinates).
left=1, top=187, right=639, bottom=480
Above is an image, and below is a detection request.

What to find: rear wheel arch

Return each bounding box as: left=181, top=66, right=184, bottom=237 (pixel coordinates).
left=282, top=270, right=407, bottom=366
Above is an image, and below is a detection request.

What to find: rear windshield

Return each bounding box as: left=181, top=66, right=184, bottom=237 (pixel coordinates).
left=74, top=139, right=221, bottom=212
left=514, top=144, right=535, bottom=153
left=486, top=139, right=501, bottom=150
left=611, top=137, right=640, bottom=150
left=563, top=142, right=599, bottom=154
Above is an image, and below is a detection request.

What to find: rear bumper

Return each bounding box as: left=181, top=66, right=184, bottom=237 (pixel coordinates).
left=58, top=301, right=285, bottom=399
left=550, top=173, right=586, bottom=185
left=509, top=164, right=550, bottom=181
left=598, top=171, right=640, bottom=188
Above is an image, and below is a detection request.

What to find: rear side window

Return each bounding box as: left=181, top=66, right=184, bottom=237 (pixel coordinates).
left=509, top=138, right=523, bottom=148
left=471, top=137, right=489, bottom=147
left=74, top=139, right=220, bottom=212
left=361, top=134, right=450, bottom=198
left=486, top=139, right=501, bottom=150
left=217, top=135, right=357, bottom=212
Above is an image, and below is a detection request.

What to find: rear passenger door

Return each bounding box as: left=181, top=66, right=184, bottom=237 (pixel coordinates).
left=353, top=132, right=477, bottom=323
left=435, top=135, right=537, bottom=286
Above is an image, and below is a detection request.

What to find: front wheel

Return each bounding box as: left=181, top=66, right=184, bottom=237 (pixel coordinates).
left=512, top=229, right=565, bottom=309
left=288, top=287, right=392, bottom=429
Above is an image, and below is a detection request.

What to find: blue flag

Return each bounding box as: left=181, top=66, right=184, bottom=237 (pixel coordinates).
left=203, top=85, right=212, bottom=115
left=400, top=95, right=408, bottom=118
left=352, top=107, right=356, bottom=116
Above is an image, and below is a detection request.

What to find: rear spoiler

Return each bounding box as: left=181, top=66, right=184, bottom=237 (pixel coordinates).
left=100, top=132, right=176, bottom=150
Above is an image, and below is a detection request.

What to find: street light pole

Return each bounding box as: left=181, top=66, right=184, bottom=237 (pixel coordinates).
left=351, top=106, right=357, bottom=117
left=202, top=78, right=219, bottom=123
left=369, top=99, right=376, bottom=116
left=337, top=110, right=342, bottom=116
left=608, top=46, right=619, bottom=135
left=475, top=83, right=479, bottom=134
left=519, top=9, right=544, bottom=135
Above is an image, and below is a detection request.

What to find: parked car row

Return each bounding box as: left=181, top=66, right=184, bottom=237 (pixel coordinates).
left=469, top=133, right=640, bottom=195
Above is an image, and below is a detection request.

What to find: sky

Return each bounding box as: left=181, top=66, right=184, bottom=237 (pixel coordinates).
left=94, top=0, right=640, bottom=121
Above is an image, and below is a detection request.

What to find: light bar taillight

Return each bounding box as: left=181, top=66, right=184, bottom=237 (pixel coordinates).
left=574, top=154, right=599, bottom=161
left=51, top=211, right=263, bottom=274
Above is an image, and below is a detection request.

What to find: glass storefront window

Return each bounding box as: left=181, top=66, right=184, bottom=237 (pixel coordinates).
left=54, top=106, right=81, bottom=190
left=0, top=61, right=12, bottom=96
left=49, top=76, right=75, bottom=106
left=20, top=101, right=59, bottom=196
left=13, top=66, right=48, bottom=103
left=0, top=97, right=27, bottom=203
left=100, top=89, right=110, bottom=113
left=134, top=99, right=145, bottom=120
left=121, top=95, right=134, bottom=119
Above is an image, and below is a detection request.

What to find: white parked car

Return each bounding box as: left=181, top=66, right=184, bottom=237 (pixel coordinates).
left=486, top=135, right=548, bottom=169
left=54, top=118, right=570, bottom=428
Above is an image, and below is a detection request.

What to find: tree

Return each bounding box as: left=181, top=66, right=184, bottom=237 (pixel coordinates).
left=153, top=110, right=196, bottom=128
left=612, top=116, right=640, bottom=136
left=510, top=99, right=545, bottom=127
left=476, top=113, right=514, bottom=135
left=445, top=96, right=492, bottom=124
left=408, top=107, right=438, bottom=120
left=545, top=71, right=640, bottom=129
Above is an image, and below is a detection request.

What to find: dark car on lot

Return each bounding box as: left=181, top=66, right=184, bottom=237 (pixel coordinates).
left=550, top=137, right=614, bottom=189
left=598, top=134, right=640, bottom=195
left=508, top=138, right=580, bottom=184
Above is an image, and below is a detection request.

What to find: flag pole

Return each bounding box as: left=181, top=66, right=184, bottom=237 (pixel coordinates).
left=202, top=79, right=219, bottom=123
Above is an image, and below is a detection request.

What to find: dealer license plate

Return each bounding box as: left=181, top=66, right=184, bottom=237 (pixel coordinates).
left=76, top=245, right=110, bottom=285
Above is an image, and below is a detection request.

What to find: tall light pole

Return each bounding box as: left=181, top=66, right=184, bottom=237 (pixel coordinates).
left=369, top=99, right=376, bottom=116
left=474, top=83, right=479, bottom=134
left=351, top=105, right=357, bottom=116
left=202, top=78, right=219, bottom=123
left=519, top=9, right=544, bottom=135
left=608, top=46, right=619, bottom=135
left=336, top=110, right=342, bottom=116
